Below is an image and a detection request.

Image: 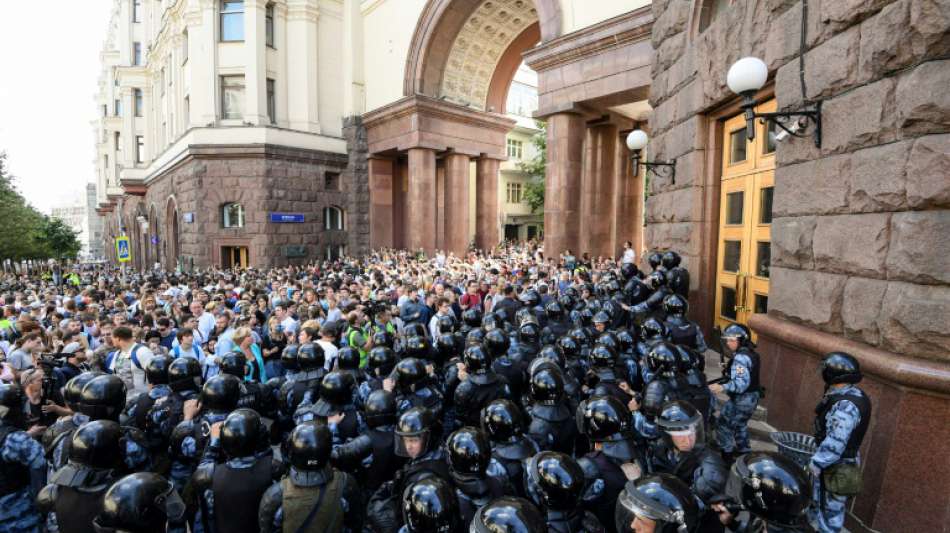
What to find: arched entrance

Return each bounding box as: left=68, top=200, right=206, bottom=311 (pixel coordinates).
left=165, top=197, right=180, bottom=271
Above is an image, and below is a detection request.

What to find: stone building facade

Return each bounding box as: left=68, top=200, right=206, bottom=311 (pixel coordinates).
left=646, top=1, right=950, bottom=531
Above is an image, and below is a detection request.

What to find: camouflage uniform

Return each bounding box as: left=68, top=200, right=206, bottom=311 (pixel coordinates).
left=0, top=428, right=47, bottom=533
left=715, top=351, right=759, bottom=454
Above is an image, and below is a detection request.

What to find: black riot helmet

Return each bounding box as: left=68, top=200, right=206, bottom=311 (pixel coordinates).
left=167, top=357, right=202, bottom=392
left=404, top=335, right=430, bottom=360
left=314, top=371, right=356, bottom=416
left=68, top=420, right=123, bottom=470
left=557, top=293, right=576, bottom=311
left=462, top=307, right=483, bottom=328
left=577, top=396, right=637, bottom=461
left=596, top=332, right=620, bottom=353
left=647, top=270, right=667, bottom=291
left=569, top=326, right=592, bottom=348
left=437, top=314, right=456, bottom=334
left=648, top=342, right=681, bottom=377
left=616, top=329, right=636, bottom=352
left=557, top=335, right=581, bottom=359
left=220, top=408, right=265, bottom=459
left=218, top=353, right=246, bottom=379
left=364, top=390, right=397, bottom=428
left=525, top=451, right=585, bottom=511
left=656, top=400, right=705, bottom=452
left=820, top=352, right=862, bottom=385
left=394, top=358, right=428, bottom=392
left=65, top=372, right=103, bottom=412
left=368, top=346, right=397, bottom=375
left=466, top=328, right=486, bottom=346
left=721, top=323, right=754, bottom=349
left=530, top=366, right=565, bottom=405
left=577, top=308, right=595, bottom=329
left=662, top=294, right=688, bottom=317
left=614, top=474, right=698, bottom=533
left=434, top=333, right=458, bottom=362
left=520, top=290, right=540, bottom=308
left=518, top=321, right=541, bottom=344
left=0, top=384, right=24, bottom=428
left=589, top=343, right=617, bottom=370
left=200, top=374, right=241, bottom=414
left=401, top=477, right=459, bottom=533
left=545, top=300, right=564, bottom=319
left=93, top=473, right=186, bottom=533
left=79, top=375, right=127, bottom=422
left=648, top=252, right=663, bottom=271
left=661, top=251, right=682, bottom=270
left=463, top=344, right=492, bottom=375
left=446, top=427, right=491, bottom=477
left=288, top=421, right=332, bottom=472
left=404, top=323, right=429, bottom=339
left=372, top=330, right=395, bottom=349
left=297, top=342, right=325, bottom=370
left=537, top=344, right=566, bottom=369
left=620, top=262, right=639, bottom=281
left=734, top=452, right=812, bottom=528
left=480, top=399, right=525, bottom=444
left=481, top=313, right=500, bottom=331
left=641, top=380, right=669, bottom=420
left=280, top=343, right=300, bottom=371
left=336, top=347, right=361, bottom=372
left=641, top=318, right=669, bottom=342
left=483, top=328, right=510, bottom=358
left=145, top=355, right=171, bottom=385
left=592, top=311, right=611, bottom=328
left=395, top=407, right=437, bottom=458
left=471, top=497, right=546, bottom=533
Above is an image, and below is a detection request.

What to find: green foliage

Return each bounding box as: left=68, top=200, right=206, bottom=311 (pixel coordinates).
left=0, top=152, right=82, bottom=260
left=518, top=120, right=547, bottom=214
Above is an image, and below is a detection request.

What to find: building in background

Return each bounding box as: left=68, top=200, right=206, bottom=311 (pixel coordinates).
left=499, top=64, right=543, bottom=242
left=50, top=184, right=104, bottom=260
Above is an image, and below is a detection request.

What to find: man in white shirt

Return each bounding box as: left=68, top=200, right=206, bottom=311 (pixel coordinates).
left=274, top=302, right=298, bottom=336
left=191, top=300, right=215, bottom=347
left=314, top=325, right=339, bottom=371
left=622, top=241, right=637, bottom=265
left=109, top=326, right=155, bottom=397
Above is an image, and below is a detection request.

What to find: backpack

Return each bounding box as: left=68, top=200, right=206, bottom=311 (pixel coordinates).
left=105, top=344, right=145, bottom=373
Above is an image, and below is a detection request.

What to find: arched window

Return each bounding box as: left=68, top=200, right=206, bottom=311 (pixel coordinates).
left=323, top=206, right=344, bottom=230
left=698, top=0, right=730, bottom=32
left=222, top=202, right=245, bottom=228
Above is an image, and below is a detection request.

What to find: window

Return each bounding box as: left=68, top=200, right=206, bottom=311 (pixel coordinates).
left=267, top=78, right=276, bottom=124
left=160, top=68, right=166, bottom=95
left=114, top=132, right=121, bottom=153
left=759, top=186, right=774, bottom=224
left=729, top=128, right=747, bottom=163
left=221, top=1, right=244, bottom=42
left=134, top=89, right=143, bottom=117
left=115, top=99, right=121, bottom=117
left=221, top=75, right=245, bottom=120
left=324, top=206, right=344, bottom=230
left=325, top=171, right=340, bottom=191
left=506, top=182, right=523, bottom=204
left=132, top=0, right=142, bottom=22
left=266, top=3, right=275, bottom=47
left=326, top=245, right=345, bottom=261
left=184, top=95, right=190, bottom=126
left=726, top=191, right=744, bottom=225
left=723, top=240, right=741, bottom=272
left=699, top=0, right=729, bottom=32
left=507, top=138, right=523, bottom=159
left=133, top=42, right=142, bottom=66
left=222, top=203, right=245, bottom=228
left=182, top=30, right=189, bottom=63
left=102, top=104, right=107, bottom=117
left=135, top=136, right=145, bottom=163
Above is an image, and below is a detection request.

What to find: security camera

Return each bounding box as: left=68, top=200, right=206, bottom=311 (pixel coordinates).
left=774, top=117, right=806, bottom=143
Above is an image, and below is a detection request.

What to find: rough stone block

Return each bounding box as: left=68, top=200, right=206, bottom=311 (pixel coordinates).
left=813, top=213, right=891, bottom=278
left=818, top=0, right=896, bottom=35
left=879, top=280, right=950, bottom=361
left=895, top=59, right=950, bottom=135
left=909, top=0, right=950, bottom=60
left=644, top=186, right=703, bottom=223
left=858, top=0, right=912, bottom=82
left=655, top=32, right=685, bottom=73
left=644, top=221, right=701, bottom=256
left=906, top=134, right=950, bottom=208
left=765, top=2, right=805, bottom=70
left=652, top=3, right=689, bottom=48
left=805, top=25, right=861, bottom=100
left=769, top=266, right=847, bottom=332
left=822, top=77, right=897, bottom=154
left=886, top=210, right=950, bottom=284
left=849, top=140, right=911, bottom=212
left=773, top=154, right=851, bottom=217
left=771, top=216, right=817, bottom=270
left=842, top=276, right=888, bottom=345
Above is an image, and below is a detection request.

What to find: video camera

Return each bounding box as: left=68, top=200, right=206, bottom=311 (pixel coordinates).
left=36, top=353, right=65, bottom=404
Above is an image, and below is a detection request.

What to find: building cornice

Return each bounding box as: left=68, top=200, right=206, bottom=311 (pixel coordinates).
left=363, top=95, right=516, bottom=134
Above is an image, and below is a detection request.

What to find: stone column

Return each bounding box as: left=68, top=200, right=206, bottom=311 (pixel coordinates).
left=244, top=0, right=268, bottom=125
left=368, top=157, right=394, bottom=249
left=443, top=153, right=471, bottom=256
left=613, top=132, right=643, bottom=258
left=581, top=123, right=618, bottom=258
left=186, top=3, right=217, bottom=126
left=407, top=148, right=437, bottom=252
left=286, top=0, right=320, bottom=132
left=544, top=112, right=585, bottom=258
left=475, top=158, right=500, bottom=250
left=342, top=0, right=365, bottom=117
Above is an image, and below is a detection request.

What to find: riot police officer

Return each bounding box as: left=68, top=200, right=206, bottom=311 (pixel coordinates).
left=331, top=389, right=406, bottom=499
left=480, top=399, right=539, bottom=497
left=154, top=357, right=202, bottom=493
left=709, top=323, right=761, bottom=462
left=525, top=364, right=577, bottom=454
left=391, top=357, right=444, bottom=416
left=454, top=344, right=511, bottom=427
left=541, top=301, right=571, bottom=344
left=43, top=371, right=102, bottom=473
left=38, top=420, right=124, bottom=533
left=584, top=343, right=628, bottom=402
left=614, top=474, right=699, bottom=533
left=275, top=342, right=326, bottom=442
left=808, top=352, right=871, bottom=533
left=661, top=251, right=690, bottom=299
left=219, top=352, right=274, bottom=416
left=360, top=345, right=396, bottom=403
left=400, top=477, right=461, bottom=533
left=470, top=497, right=546, bottom=533
left=714, top=452, right=812, bottom=532
left=91, top=472, right=186, bottom=533
left=259, top=421, right=362, bottom=533
left=76, top=374, right=151, bottom=475
left=524, top=451, right=604, bottom=532
left=297, top=370, right=364, bottom=441
left=0, top=384, right=47, bottom=533
left=445, top=427, right=510, bottom=524
left=661, top=294, right=707, bottom=353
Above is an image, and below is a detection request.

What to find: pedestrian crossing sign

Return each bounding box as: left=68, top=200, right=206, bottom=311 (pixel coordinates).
left=115, top=237, right=132, bottom=263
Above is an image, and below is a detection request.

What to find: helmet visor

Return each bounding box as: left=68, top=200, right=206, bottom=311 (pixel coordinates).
left=394, top=430, right=430, bottom=458
left=658, top=415, right=705, bottom=452
left=616, top=484, right=679, bottom=530
left=156, top=482, right=187, bottom=523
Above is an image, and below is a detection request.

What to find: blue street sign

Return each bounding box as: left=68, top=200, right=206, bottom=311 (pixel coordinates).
left=269, top=212, right=305, bottom=223
left=115, top=237, right=131, bottom=263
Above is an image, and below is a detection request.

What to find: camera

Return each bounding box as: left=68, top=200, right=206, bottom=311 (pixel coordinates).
left=36, top=353, right=64, bottom=404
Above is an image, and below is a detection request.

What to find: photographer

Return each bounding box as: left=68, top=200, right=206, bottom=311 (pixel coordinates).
left=58, top=342, right=86, bottom=382
left=20, top=368, right=68, bottom=437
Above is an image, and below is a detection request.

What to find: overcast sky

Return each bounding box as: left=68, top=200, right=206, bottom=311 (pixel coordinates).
left=0, top=1, right=113, bottom=214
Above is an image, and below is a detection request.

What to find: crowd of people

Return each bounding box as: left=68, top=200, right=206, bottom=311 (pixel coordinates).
left=0, top=244, right=870, bottom=533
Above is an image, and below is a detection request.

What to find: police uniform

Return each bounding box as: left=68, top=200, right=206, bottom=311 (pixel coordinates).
left=715, top=347, right=760, bottom=454
left=258, top=467, right=362, bottom=533
left=808, top=384, right=870, bottom=533
left=0, top=426, right=47, bottom=533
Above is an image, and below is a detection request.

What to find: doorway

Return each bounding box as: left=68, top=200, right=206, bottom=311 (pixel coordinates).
left=504, top=224, right=520, bottom=241
left=714, top=99, right=776, bottom=331
left=222, top=246, right=249, bottom=269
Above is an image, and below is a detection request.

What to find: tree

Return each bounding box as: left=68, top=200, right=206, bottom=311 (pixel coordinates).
left=39, top=217, right=81, bottom=260
left=518, top=120, right=547, bottom=214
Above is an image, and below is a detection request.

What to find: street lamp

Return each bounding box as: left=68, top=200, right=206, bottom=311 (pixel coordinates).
left=626, top=129, right=677, bottom=184
left=726, top=56, right=823, bottom=147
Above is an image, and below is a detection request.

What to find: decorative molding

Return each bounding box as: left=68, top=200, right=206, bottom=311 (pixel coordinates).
left=363, top=94, right=515, bottom=132
left=286, top=0, right=320, bottom=21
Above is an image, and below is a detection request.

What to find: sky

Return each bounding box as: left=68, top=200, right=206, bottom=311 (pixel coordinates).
left=0, top=1, right=114, bottom=214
